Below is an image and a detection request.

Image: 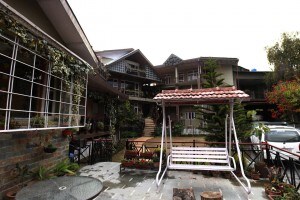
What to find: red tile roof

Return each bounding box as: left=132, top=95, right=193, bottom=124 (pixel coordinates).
left=153, top=87, right=249, bottom=104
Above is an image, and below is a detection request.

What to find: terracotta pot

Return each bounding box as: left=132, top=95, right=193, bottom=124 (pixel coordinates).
left=265, top=187, right=281, bottom=196
left=153, top=162, right=160, bottom=168
left=267, top=194, right=282, bottom=200
left=251, top=172, right=260, bottom=180
left=140, top=152, right=153, bottom=159
left=6, top=189, right=19, bottom=200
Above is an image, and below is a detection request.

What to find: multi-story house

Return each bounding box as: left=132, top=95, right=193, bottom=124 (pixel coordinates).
left=96, top=49, right=161, bottom=117
left=0, top=0, right=119, bottom=197
left=154, top=54, right=239, bottom=134
left=233, top=66, right=271, bottom=121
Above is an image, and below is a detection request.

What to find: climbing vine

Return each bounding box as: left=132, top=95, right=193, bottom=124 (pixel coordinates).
left=0, top=8, right=93, bottom=123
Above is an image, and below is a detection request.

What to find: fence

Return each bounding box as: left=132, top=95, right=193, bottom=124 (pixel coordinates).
left=126, top=139, right=300, bottom=190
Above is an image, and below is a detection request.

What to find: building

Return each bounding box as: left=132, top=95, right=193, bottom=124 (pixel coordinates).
left=154, top=54, right=239, bottom=134
left=96, top=48, right=161, bottom=118
left=233, top=66, right=271, bottom=121
left=0, top=0, right=118, bottom=197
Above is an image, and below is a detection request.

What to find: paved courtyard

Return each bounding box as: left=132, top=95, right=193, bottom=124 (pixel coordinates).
left=79, top=162, right=268, bottom=200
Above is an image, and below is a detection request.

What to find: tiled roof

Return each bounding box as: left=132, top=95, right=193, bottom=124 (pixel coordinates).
left=153, top=87, right=249, bottom=104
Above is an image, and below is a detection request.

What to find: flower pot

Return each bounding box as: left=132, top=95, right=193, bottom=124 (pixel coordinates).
left=124, top=150, right=139, bottom=159
left=265, top=187, right=282, bottom=196
left=6, top=189, right=19, bottom=200
left=267, top=194, right=282, bottom=200
left=153, top=162, right=160, bottom=168
left=121, top=161, right=135, bottom=168
left=44, top=147, right=57, bottom=153
left=140, top=152, right=153, bottom=159
left=251, top=172, right=260, bottom=180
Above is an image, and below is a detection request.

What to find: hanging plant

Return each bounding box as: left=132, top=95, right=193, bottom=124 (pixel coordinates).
left=0, top=8, right=97, bottom=124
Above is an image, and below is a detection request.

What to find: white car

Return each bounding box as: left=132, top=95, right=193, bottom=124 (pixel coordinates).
left=261, top=126, right=300, bottom=159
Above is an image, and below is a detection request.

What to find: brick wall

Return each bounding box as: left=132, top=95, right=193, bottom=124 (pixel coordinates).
left=0, top=129, right=69, bottom=199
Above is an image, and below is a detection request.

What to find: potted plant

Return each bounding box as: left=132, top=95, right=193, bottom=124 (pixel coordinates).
left=124, top=150, right=139, bottom=159
left=33, top=166, right=52, bottom=181
left=30, top=115, right=45, bottom=128
left=140, top=151, right=153, bottom=159
left=121, top=159, right=135, bottom=168
left=44, top=144, right=57, bottom=153
left=96, top=121, right=104, bottom=131
left=51, top=159, right=79, bottom=176
left=153, top=156, right=160, bottom=168
left=251, top=169, right=260, bottom=180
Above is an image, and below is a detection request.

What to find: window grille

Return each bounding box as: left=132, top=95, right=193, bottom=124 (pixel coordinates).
left=0, top=34, right=87, bottom=132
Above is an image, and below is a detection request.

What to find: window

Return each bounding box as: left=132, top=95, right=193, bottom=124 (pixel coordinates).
left=185, top=112, right=196, bottom=120
left=165, top=75, right=171, bottom=85
left=187, top=71, right=198, bottom=81
left=0, top=33, right=87, bottom=132
left=108, top=79, right=118, bottom=88
left=178, top=73, right=184, bottom=82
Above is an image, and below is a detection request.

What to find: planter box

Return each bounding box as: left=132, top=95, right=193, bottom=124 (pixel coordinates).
left=124, top=150, right=139, bottom=159
left=140, top=152, right=153, bottom=159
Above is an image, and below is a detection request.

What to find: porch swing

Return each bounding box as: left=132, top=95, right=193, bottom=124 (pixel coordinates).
left=154, top=86, right=252, bottom=195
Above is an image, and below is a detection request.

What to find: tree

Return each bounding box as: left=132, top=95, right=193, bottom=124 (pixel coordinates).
left=266, top=32, right=300, bottom=86
left=196, top=60, right=251, bottom=142
left=266, top=80, right=300, bottom=123
left=202, top=59, right=225, bottom=88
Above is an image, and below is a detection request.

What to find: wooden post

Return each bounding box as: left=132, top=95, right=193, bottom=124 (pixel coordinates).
left=200, top=191, right=223, bottom=200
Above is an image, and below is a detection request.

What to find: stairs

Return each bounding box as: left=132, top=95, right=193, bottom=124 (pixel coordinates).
left=143, top=117, right=155, bottom=137
left=168, top=147, right=235, bottom=171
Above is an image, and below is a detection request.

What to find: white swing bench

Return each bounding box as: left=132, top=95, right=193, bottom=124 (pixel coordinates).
left=154, top=87, right=251, bottom=196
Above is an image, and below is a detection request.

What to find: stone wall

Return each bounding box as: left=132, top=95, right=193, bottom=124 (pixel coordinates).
left=0, top=130, right=69, bottom=199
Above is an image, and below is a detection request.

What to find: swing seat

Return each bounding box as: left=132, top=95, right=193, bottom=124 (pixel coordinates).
left=168, top=147, right=236, bottom=171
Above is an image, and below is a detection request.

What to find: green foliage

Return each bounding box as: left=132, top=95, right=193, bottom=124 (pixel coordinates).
left=34, top=166, right=52, bottom=181
left=266, top=32, right=300, bottom=85
left=121, top=131, right=141, bottom=138
left=117, top=100, right=144, bottom=132
left=51, top=159, right=79, bottom=176
left=172, top=122, right=184, bottom=136
left=202, top=59, right=225, bottom=88
left=154, top=125, right=162, bottom=136
left=196, top=59, right=251, bottom=142
left=30, top=115, right=45, bottom=128
left=252, top=123, right=270, bottom=138
left=266, top=80, right=300, bottom=122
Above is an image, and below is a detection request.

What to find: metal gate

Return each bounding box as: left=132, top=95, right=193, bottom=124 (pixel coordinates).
left=91, top=139, right=113, bottom=164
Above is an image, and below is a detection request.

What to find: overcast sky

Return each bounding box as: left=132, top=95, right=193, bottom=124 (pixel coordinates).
left=68, top=0, right=300, bottom=71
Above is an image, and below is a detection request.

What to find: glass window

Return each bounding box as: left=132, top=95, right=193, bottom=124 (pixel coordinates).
left=12, top=77, right=31, bottom=96
left=0, top=56, right=12, bottom=74
left=265, top=130, right=300, bottom=142
left=0, top=37, right=14, bottom=58
left=0, top=73, right=10, bottom=91
left=16, top=47, right=34, bottom=66
left=187, top=71, right=198, bottom=81
left=179, top=73, right=184, bottom=82
left=165, top=75, right=171, bottom=84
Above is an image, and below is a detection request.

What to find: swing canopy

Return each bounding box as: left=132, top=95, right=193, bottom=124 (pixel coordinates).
left=153, top=86, right=249, bottom=104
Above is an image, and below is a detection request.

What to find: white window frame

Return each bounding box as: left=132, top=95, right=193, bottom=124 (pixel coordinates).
left=187, top=71, right=198, bottom=81
left=0, top=34, right=87, bottom=132
left=165, top=75, right=171, bottom=85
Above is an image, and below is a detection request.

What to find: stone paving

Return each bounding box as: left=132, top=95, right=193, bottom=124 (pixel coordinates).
left=79, top=162, right=269, bottom=200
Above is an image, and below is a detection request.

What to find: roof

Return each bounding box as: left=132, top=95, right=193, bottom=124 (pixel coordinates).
left=103, top=49, right=154, bottom=67
left=155, top=56, right=239, bottom=68
left=96, top=48, right=134, bottom=62
left=153, top=87, right=249, bottom=104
